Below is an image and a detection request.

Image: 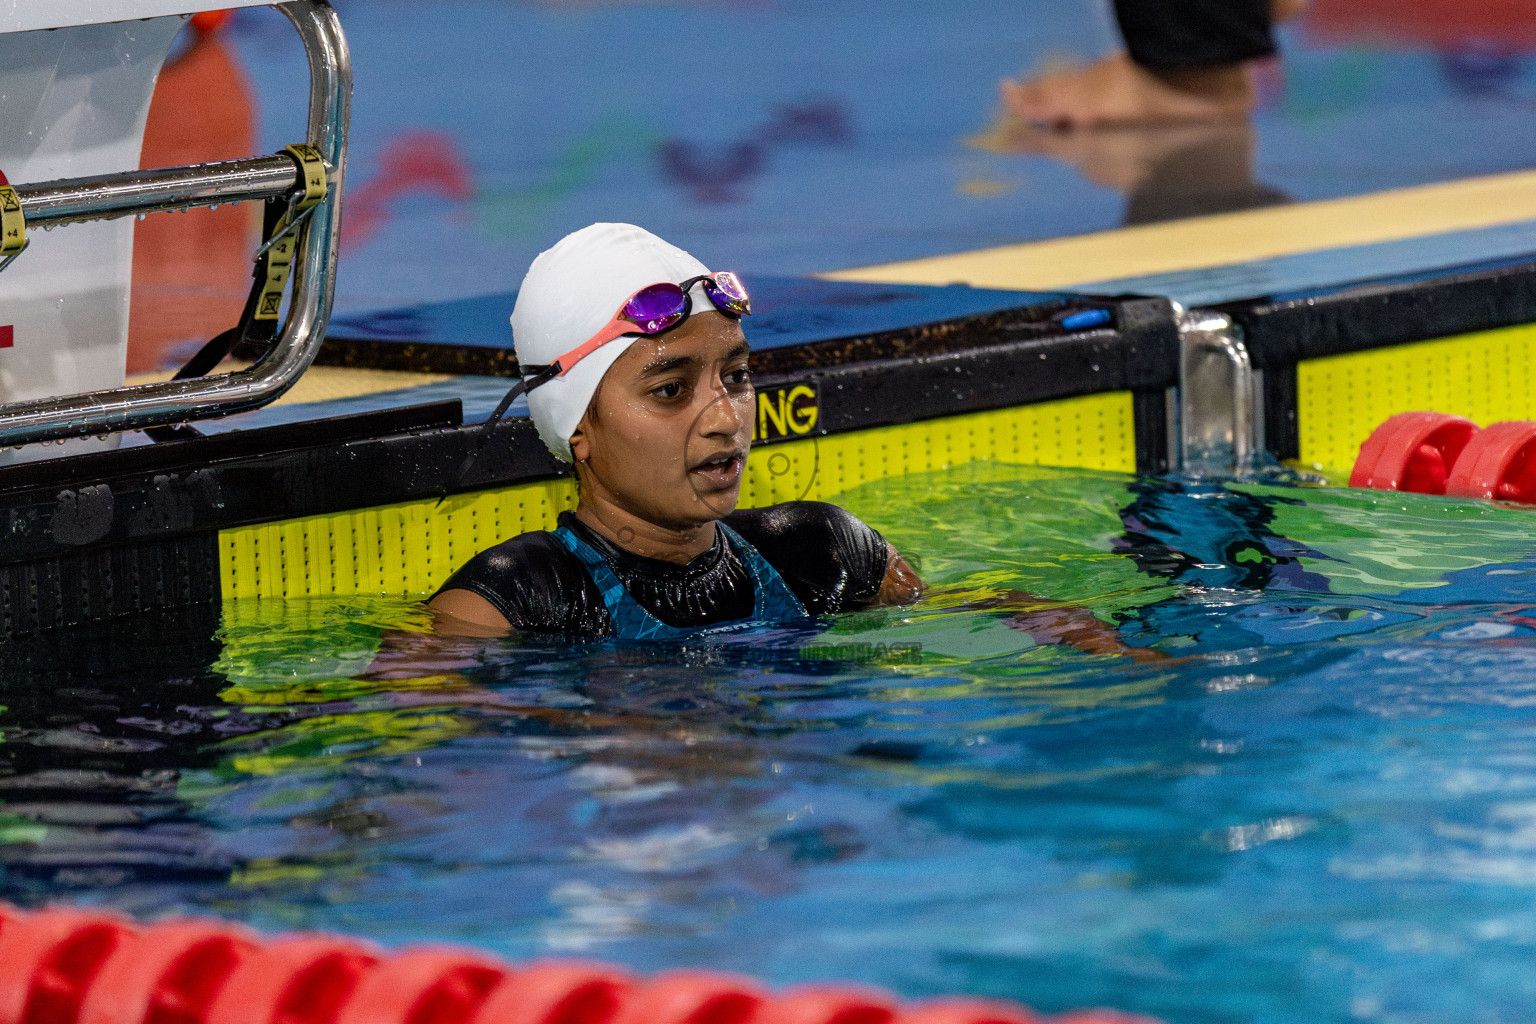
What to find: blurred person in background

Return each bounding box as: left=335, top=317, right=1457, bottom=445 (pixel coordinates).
left=1002, top=0, right=1308, bottom=127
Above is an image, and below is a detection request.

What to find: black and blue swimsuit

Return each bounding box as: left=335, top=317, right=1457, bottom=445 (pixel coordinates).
left=435, top=502, right=890, bottom=638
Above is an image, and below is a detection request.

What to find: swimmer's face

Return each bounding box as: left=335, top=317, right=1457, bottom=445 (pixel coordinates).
left=569, top=310, right=753, bottom=530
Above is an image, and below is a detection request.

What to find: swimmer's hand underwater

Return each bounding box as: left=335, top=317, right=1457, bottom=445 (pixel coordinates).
left=427, top=223, right=921, bottom=639
left=979, top=589, right=1167, bottom=663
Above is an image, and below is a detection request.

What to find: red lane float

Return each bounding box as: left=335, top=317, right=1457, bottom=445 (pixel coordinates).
left=0, top=909, right=138, bottom=1024
left=205, top=937, right=382, bottom=1024
left=0, top=903, right=1160, bottom=1024
left=78, top=921, right=257, bottom=1024
left=1445, top=420, right=1536, bottom=503
left=1350, top=411, right=1536, bottom=505
left=754, top=986, right=896, bottom=1024
left=336, top=948, right=510, bottom=1024
left=469, top=962, right=633, bottom=1024
left=610, top=970, right=765, bottom=1024
left=894, top=1002, right=1038, bottom=1024
left=1349, top=411, right=1479, bottom=494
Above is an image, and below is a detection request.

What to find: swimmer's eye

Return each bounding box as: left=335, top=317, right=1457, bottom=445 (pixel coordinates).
left=650, top=380, right=686, bottom=401
left=725, top=367, right=753, bottom=391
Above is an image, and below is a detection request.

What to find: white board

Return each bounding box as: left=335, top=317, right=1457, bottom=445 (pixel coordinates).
left=0, top=16, right=185, bottom=462
left=0, top=0, right=269, bottom=34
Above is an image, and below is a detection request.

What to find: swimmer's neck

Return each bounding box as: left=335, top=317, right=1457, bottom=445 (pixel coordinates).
left=573, top=500, right=717, bottom=565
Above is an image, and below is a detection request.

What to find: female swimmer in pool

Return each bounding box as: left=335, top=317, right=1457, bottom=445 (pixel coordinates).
left=429, top=223, right=924, bottom=638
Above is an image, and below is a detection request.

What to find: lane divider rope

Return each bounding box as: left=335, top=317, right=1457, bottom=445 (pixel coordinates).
left=1351, top=411, right=1536, bottom=503
left=0, top=903, right=1160, bottom=1024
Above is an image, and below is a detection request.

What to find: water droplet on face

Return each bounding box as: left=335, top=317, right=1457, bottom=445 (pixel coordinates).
left=136, top=213, right=146, bottom=221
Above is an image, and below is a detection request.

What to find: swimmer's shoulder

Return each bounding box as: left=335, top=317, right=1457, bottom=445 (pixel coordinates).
left=724, top=501, right=888, bottom=613
left=434, top=526, right=609, bottom=636
left=725, top=500, right=878, bottom=547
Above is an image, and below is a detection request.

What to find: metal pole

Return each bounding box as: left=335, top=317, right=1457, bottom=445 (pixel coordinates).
left=1176, top=308, right=1257, bottom=478
left=0, top=0, right=350, bottom=447
left=16, top=156, right=301, bottom=228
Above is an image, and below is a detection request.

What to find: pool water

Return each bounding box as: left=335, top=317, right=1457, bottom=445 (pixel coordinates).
left=6, top=463, right=1536, bottom=1023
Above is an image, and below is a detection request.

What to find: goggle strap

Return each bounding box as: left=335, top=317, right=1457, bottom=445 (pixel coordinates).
left=437, top=362, right=562, bottom=503
left=550, top=314, right=645, bottom=378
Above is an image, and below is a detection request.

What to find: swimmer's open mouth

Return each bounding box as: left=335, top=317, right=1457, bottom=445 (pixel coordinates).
left=689, top=448, right=745, bottom=489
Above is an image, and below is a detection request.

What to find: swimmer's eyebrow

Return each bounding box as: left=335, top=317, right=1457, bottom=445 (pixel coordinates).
left=639, top=342, right=750, bottom=378
left=639, top=353, right=696, bottom=378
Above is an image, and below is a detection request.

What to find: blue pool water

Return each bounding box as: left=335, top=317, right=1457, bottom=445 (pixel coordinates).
left=6, top=465, right=1536, bottom=1023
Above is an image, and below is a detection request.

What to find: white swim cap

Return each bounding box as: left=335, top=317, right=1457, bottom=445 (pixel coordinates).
left=511, top=222, right=713, bottom=462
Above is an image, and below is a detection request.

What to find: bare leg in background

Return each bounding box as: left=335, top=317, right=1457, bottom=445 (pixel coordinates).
left=1001, top=0, right=1308, bottom=128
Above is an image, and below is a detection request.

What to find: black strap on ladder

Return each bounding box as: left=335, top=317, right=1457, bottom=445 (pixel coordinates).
left=148, top=144, right=327, bottom=441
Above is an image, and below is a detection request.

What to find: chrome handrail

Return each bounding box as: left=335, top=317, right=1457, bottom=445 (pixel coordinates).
left=17, top=156, right=303, bottom=228
left=1176, top=307, right=1259, bottom=478
left=0, top=0, right=350, bottom=447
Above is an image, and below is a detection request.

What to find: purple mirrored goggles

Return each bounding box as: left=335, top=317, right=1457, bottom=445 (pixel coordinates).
left=522, top=271, right=752, bottom=387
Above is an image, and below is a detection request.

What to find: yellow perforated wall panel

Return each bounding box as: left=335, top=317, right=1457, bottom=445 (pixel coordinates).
left=738, top=390, right=1134, bottom=506
left=219, top=390, right=1135, bottom=600
left=1297, top=322, right=1536, bottom=473
left=220, top=478, right=579, bottom=601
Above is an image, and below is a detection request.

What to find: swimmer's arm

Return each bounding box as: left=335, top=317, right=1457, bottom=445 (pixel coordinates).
left=984, top=589, right=1166, bottom=663
left=428, top=588, right=513, bottom=636
left=874, top=542, right=925, bottom=606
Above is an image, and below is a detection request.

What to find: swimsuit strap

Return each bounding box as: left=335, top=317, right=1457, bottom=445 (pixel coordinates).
left=715, top=521, right=809, bottom=623
left=552, top=525, right=690, bottom=641
left=552, top=521, right=808, bottom=641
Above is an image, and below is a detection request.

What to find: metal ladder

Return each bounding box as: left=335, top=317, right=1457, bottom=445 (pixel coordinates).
left=1175, top=306, right=1261, bottom=478
left=0, top=0, right=349, bottom=448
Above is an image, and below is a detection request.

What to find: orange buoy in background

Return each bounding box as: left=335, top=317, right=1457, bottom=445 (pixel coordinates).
left=191, top=10, right=236, bottom=35
left=127, top=18, right=257, bottom=375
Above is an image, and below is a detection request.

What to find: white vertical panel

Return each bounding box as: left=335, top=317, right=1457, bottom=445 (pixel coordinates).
left=0, top=16, right=183, bottom=462
left=1, top=1, right=268, bottom=33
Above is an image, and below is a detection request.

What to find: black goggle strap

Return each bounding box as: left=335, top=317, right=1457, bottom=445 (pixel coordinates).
left=439, top=362, right=561, bottom=503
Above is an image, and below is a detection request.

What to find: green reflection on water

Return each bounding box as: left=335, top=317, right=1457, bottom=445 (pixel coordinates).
left=1242, top=483, right=1536, bottom=596
left=835, top=461, right=1176, bottom=614
left=194, top=464, right=1536, bottom=790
